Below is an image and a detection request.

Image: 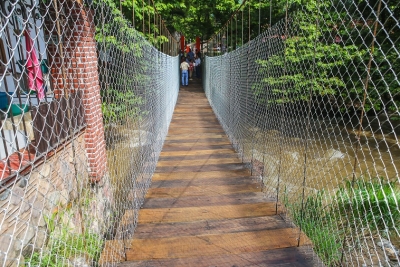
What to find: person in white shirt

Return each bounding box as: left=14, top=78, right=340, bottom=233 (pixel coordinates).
left=180, top=57, right=190, bottom=86
left=195, top=55, right=201, bottom=79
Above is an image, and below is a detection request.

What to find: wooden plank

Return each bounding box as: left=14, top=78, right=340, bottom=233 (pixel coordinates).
left=133, top=216, right=287, bottom=239
left=145, top=184, right=260, bottom=198
left=160, top=144, right=234, bottom=151
left=142, top=192, right=270, bottom=209
left=172, top=115, right=218, bottom=119
left=138, top=203, right=278, bottom=223
left=170, top=119, right=220, bottom=123
left=155, top=157, right=241, bottom=167
left=126, top=228, right=310, bottom=260
left=174, top=106, right=212, bottom=110
left=120, top=247, right=319, bottom=267
left=167, top=125, right=221, bottom=129
left=157, top=153, right=239, bottom=162
left=150, top=176, right=260, bottom=189
left=163, top=137, right=231, bottom=144
left=99, top=240, right=125, bottom=265
left=169, top=121, right=218, bottom=124
left=159, top=148, right=236, bottom=157
left=151, top=170, right=251, bottom=181
left=167, top=128, right=225, bottom=134
left=165, top=133, right=228, bottom=140
left=171, top=118, right=218, bottom=123
left=173, top=112, right=214, bottom=115
left=154, top=162, right=247, bottom=173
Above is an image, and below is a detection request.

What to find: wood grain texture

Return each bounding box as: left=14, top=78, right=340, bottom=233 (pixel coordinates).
left=99, top=80, right=319, bottom=267
left=132, top=216, right=289, bottom=239
left=126, top=228, right=310, bottom=260
left=137, top=203, right=279, bottom=223
left=119, top=247, right=321, bottom=267
left=151, top=169, right=251, bottom=181
left=145, top=184, right=262, bottom=198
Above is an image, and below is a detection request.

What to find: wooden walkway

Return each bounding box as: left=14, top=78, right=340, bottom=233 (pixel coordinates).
left=116, top=80, right=319, bottom=266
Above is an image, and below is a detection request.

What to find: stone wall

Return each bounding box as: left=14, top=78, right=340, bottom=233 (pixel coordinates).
left=0, top=133, right=113, bottom=267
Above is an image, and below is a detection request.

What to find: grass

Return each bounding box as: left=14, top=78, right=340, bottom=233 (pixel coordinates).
left=25, top=197, right=104, bottom=267
left=25, top=230, right=103, bottom=267
left=284, top=191, right=342, bottom=266
left=336, top=178, right=400, bottom=236
left=283, top=178, right=400, bottom=266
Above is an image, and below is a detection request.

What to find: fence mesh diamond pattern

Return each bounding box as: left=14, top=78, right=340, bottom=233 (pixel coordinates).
left=204, top=0, right=399, bottom=266
left=0, top=0, right=399, bottom=266
left=0, top=0, right=178, bottom=266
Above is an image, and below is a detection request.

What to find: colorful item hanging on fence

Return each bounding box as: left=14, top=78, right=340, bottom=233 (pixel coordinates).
left=25, top=30, right=45, bottom=100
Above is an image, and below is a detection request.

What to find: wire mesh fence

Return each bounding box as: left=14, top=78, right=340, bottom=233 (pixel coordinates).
left=0, top=0, right=179, bottom=266
left=204, top=0, right=399, bottom=266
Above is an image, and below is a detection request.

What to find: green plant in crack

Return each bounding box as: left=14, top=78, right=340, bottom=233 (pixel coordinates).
left=26, top=231, right=103, bottom=267
left=25, top=204, right=104, bottom=267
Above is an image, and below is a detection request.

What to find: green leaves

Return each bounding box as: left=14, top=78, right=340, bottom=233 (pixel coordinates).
left=101, top=86, right=145, bottom=125
left=253, top=5, right=362, bottom=106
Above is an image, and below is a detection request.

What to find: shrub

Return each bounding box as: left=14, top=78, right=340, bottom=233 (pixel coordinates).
left=284, top=190, right=342, bottom=266
left=336, top=178, right=400, bottom=236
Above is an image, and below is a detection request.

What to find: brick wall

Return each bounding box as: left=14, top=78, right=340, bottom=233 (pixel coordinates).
left=46, top=0, right=107, bottom=182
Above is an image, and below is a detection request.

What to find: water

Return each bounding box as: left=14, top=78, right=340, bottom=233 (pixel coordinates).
left=242, top=116, right=400, bottom=252
left=246, top=115, right=400, bottom=193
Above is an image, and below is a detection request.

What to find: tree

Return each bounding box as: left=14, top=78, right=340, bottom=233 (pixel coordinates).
left=114, top=0, right=242, bottom=42
left=253, top=0, right=362, bottom=113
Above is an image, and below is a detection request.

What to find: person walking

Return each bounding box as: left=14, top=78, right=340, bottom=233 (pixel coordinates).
left=195, top=55, right=201, bottom=79
left=180, top=57, right=190, bottom=86
left=189, top=59, right=195, bottom=80
left=187, top=48, right=195, bottom=61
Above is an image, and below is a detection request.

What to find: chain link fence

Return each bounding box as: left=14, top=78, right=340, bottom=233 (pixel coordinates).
left=0, top=0, right=178, bottom=266
left=204, top=0, right=399, bottom=266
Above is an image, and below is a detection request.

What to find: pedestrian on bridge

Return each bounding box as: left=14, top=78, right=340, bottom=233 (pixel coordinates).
left=180, top=57, right=190, bottom=86
left=187, top=48, right=195, bottom=61
left=195, top=55, right=201, bottom=79
left=189, top=59, right=195, bottom=79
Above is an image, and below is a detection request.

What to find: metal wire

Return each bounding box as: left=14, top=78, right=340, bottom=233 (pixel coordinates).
left=1, top=0, right=399, bottom=266
left=204, top=0, right=400, bottom=266
left=0, top=0, right=178, bottom=266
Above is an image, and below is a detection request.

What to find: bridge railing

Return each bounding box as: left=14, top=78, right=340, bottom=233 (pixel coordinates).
left=0, top=0, right=179, bottom=266
left=204, top=1, right=400, bottom=266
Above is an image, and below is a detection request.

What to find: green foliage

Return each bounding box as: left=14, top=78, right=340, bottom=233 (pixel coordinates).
left=283, top=177, right=400, bottom=266
left=94, top=0, right=147, bottom=54
left=25, top=206, right=103, bottom=267
left=253, top=4, right=361, bottom=105
left=336, top=178, right=400, bottom=235
left=25, top=231, right=103, bottom=267
left=284, top=191, right=342, bottom=266
left=94, top=0, right=170, bottom=49
left=250, top=0, right=399, bottom=115
left=101, top=87, right=144, bottom=125
left=166, top=0, right=239, bottom=40
left=118, top=0, right=244, bottom=41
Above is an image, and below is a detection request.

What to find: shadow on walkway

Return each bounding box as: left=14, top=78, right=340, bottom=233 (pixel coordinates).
left=106, top=78, right=321, bottom=267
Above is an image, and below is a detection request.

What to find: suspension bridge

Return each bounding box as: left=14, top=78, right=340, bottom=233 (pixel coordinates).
left=99, top=79, right=318, bottom=266
left=0, top=0, right=399, bottom=267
